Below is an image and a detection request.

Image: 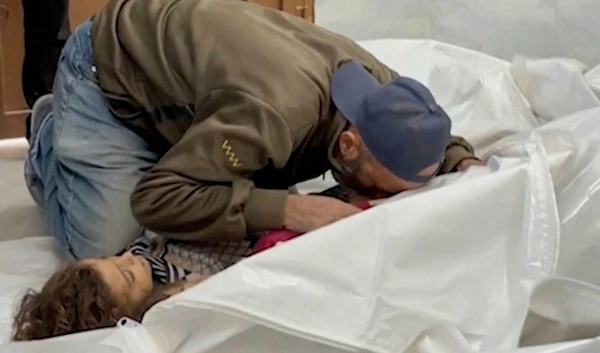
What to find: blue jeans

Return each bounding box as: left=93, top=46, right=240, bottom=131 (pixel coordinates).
left=25, top=21, right=160, bottom=259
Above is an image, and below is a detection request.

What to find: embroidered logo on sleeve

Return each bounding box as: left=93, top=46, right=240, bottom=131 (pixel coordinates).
left=222, top=140, right=242, bottom=167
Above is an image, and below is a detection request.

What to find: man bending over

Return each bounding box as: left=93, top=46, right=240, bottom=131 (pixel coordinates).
left=25, top=0, right=484, bottom=259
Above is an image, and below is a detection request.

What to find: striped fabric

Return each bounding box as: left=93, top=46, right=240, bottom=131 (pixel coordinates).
left=121, top=184, right=355, bottom=285
left=125, top=235, right=190, bottom=284
left=123, top=232, right=252, bottom=284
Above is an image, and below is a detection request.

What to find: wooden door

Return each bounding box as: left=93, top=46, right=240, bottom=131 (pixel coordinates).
left=69, top=0, right=109, bottom=29
left=0, top=0, right=108, bottom=139
left=0, top=0, right=28, bottom=138
left=282, top=0, right=314, bottom=22
left=0, top=0, right=311, bottom=139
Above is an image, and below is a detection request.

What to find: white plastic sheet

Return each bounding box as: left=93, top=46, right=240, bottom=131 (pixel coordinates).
left=585, top=64, right=600, bottom=97
left=0, top=238, right=62, bottom=341
left=522, top=277, right=600, bottom=347
left=0, top=141, right=48, bottom=243
left=0, top=152, right=563, bottom=353
left=139, top=147, right=559, bottom=353
left=511, top=58, right=600, bottom=123
left=3, top=39, right=600, bottom=353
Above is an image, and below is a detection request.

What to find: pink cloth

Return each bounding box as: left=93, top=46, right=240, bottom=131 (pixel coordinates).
left=252, top=201, right=372, bottom=254
left=252, top=229, right=299, bottom=254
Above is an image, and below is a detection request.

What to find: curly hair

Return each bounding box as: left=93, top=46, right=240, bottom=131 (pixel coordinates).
left=11, top=262, right=127, bottom=341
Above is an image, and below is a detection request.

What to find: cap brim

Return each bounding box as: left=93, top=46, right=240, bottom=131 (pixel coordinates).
left=331, top=61, right=382, bottom=125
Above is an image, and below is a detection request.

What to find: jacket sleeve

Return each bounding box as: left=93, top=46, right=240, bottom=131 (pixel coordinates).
left=130, top=90, right=293, bottom=242
left=440, top=135, right=478, bottom=174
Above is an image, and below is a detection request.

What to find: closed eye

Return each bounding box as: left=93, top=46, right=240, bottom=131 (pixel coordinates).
left=125, top=270, right=135, bottom=283
left=112, top=261, right=133, bottom=287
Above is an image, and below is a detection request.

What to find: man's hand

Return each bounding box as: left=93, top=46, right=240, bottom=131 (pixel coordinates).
left=456, top=158, right=486, bottom=172
left=283, top=194, right=362, bottom=234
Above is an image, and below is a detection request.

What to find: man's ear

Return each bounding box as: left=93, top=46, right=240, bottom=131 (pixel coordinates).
left=338, top=130, right=361, bottom=161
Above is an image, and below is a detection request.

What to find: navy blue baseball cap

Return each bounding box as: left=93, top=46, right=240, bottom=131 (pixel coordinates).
left=331, top=61, right=451, bottom=182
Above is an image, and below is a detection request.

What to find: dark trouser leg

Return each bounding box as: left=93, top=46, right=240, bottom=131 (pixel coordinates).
left=21, top=0, right=70, bottom=139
